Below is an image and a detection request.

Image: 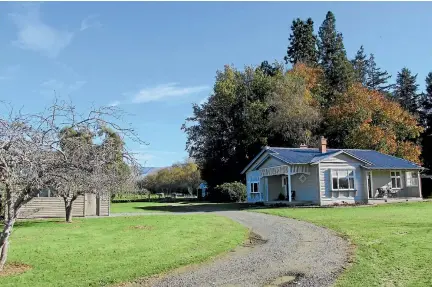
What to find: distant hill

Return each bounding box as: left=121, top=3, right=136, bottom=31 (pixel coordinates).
left=140, top=167, right=167, bottom=177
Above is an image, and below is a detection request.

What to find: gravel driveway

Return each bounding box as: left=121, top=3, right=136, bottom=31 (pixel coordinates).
left=126, top=210, right=350, bottom=287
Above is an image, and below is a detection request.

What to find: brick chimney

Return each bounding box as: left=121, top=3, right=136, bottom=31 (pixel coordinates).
left=319, top=136, right=327, bottom=153
left=299, top=144, right=308, bottom=149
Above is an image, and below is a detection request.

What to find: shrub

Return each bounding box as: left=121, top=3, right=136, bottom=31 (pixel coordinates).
left=214, top=182, right=246, bottom=202
left=277, top=192, right=286, bottom=201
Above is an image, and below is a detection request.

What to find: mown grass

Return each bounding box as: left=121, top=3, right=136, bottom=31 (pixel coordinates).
left=256, top=201, right=432, bottom=287
left=0, top=215, right=247, bottom=287
left=110, top=201, right=174, bottom=213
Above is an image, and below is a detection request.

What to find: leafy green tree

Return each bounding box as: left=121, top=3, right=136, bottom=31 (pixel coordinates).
left=284, top=18, right=318, bottom=66
left=182, top=65, right=273, bottom=189
left=393, top=67, right=420, bottom=114
left=318, top=11, right=354, bottom=104
left=351, top=45, right=368, bottom=85
left=366, top=53, right=393, bottom=93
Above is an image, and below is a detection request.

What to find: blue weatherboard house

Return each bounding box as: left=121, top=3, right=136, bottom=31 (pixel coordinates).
left=241, top=137, right=423, bottom=205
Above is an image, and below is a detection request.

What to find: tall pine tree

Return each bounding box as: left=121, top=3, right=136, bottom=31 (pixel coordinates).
left=284, top=18, right=318, bottom=66
left=318, top=11, right=354, bottom=103
left=351, top=45, right=368, bottom=85
left=421, top=72, right=432, bottom=127
left=421, top=72, right=432, bottom=174
left=393, top=68, right=419, bottom=114
left=366, top=53, right=393, bottom=93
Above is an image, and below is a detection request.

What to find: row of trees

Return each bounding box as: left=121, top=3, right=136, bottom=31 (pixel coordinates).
left=0, top=100, right=142, bottom=270
left=138, top=159, right=201, bottom=196
left=183, top=11, right=429, bottom=192
left=285, top=11, right=432, bottom=171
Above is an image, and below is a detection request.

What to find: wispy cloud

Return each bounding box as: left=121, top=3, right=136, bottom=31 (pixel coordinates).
left=108, top=100, right=120, bottom=107
left=0, top=64, right=20, bottom=80
left=39, top=78, right=86, bottom=96
left=132, top=83, right=209, bottom=104
left=9, top=3, right=73, bottom=58
left=80, top=15, right=102, bottom=31
left=69, top=80, right=87, bottom=91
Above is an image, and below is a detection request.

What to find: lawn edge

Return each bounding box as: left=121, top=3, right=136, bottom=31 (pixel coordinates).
left=250, top=209, right=357, bottom=285
left=112, top=215, right=249, bottom=287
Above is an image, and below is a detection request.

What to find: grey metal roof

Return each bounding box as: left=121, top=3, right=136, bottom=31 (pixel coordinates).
left=266, top=147, right=421, bottom=170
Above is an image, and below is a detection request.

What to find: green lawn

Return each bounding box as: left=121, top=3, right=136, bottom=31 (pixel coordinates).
left=256, top=201, right=432, bottom=287
left=110, top=201, right=251, bottom=213
left=110, top=201, right=175, bottom=213
left=0, top=215, right=247, bottom=287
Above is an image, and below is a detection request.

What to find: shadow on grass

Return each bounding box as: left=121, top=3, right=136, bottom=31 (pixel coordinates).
left=132, top=202, right=263, bottom=213
left=14, top=219, right=80, bottom=228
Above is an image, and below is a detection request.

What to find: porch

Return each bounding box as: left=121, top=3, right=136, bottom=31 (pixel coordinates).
left=366, top=170, right=423, bottom=200
left=249, top=164, right=319, bottom=204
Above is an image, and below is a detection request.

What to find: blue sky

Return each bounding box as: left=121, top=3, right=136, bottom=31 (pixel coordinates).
left=1, top=2, right=432, bottom=167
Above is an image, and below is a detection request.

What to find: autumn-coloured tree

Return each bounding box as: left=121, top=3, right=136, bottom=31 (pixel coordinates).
left=326, top=84, right=423, bottom=163
left=268, top=64, right=322, bottom=146
left=139, top=159, right=201, bottom=195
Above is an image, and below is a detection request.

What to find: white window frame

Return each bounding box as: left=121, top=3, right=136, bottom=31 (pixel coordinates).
left=250, top=181, right=260, bottom=194
left=405, top=171, right=419, bottom=187
left=390, top=171, right=402, bottom=189
left=331, top=169, right=356, bottom=191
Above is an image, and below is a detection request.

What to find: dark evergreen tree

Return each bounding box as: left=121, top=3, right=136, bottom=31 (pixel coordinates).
left=284, top=18, right=318, bottom=66
left=393, top=68, right=419, bottom=114
left=421, top=72, right=432, bottom=127
left=318, top=11, right=354, bottom=103
left=421, top=72, right=432, bottom=174
left=351, top=45, right=368, bottom=85
left=366, top=53, right=393, bottom=92
left=258, top=61, right=283, bottom=77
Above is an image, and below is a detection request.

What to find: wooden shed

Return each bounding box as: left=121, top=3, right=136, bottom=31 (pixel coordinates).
left=18, top=192, right=110, bottom=219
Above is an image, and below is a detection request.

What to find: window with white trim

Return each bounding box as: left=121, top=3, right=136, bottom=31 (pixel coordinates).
left=390, top=171, right=402, bottom=189
left=250, top=182, right=259, bottom=193
left=405, top=171, right=419, bottom=187
left=331, top=170, right=355, bottom=190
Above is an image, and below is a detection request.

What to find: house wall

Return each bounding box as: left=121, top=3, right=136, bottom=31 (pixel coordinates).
left=19, top=196, right=85, bottom=219
left=246, top=170, right=262, bottom=202
left=371, top=170, right=421, bottom=198
left=268, top=175, right=284, bottom=201
left=258, top=157, right=286, bottom=169
left=319, top=154, right=366, bottom=204
left=291, top=165, right=320, bottom=203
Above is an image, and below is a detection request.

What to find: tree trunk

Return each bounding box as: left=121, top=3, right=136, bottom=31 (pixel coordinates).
left=63, top=197, right=76, bottom=223
left=0, top=217, right=15, bottom=271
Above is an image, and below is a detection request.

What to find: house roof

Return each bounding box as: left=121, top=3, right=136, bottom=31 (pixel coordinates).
left=242, top=147, right=422, bottom=174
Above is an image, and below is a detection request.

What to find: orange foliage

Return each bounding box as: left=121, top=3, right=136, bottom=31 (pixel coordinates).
left=288, top=63, right=323, bottom=90
left=287, top=63, right=324, bottom=107
left=327, top=84, right=423, bottom=164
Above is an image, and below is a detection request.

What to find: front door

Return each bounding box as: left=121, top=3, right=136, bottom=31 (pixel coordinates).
left=367, top=172, right=373, bottom=198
